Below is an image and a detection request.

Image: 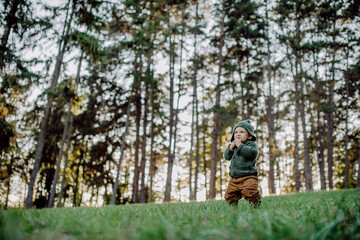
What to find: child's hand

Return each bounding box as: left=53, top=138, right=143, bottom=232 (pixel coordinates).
left=229, top=141, right=236, bottom=150
left=234, top=138, right=242, bottom=147
left=229, top=138, right=242, bottom=150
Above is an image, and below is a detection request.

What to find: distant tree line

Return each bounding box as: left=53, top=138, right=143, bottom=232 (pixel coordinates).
left=0, top=0, right=359, bottom=209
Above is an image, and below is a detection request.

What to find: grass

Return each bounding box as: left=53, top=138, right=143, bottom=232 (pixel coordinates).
left=1, top=189, right=360, bottom=240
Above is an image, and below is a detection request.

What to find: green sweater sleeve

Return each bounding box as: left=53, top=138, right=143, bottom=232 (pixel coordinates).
left=236, top=141, right=258, bottom=160
left=223, top=144, right=233, bottom=160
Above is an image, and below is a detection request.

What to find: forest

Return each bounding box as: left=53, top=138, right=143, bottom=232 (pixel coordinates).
left=0, top=0, right=359, bottom=209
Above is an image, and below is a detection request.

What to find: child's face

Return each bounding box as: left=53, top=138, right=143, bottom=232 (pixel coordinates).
left=234, top=127, right=252, bottom=142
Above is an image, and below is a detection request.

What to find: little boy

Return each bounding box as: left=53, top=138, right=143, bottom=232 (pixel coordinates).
left=223, top=120, right=261, bottom=207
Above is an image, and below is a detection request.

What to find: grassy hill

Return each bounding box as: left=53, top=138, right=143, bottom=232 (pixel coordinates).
left=1, top=189, right=359, bottom=240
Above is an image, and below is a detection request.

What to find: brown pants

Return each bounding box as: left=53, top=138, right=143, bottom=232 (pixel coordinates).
left=225, top=175, right=261, bottom=207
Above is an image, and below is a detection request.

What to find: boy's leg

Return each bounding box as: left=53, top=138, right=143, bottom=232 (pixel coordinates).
left=225, top=178, right=242, bottom=206
left=241, top=175, right=261, bottom=208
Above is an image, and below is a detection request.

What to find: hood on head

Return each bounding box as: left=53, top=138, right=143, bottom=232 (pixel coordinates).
left=230, top=120, right=257, bottom=142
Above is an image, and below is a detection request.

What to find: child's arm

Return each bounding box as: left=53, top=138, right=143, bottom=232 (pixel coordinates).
left=223, top=144, right=234, bottom=160
left=236, top=142, right=258, bottom=160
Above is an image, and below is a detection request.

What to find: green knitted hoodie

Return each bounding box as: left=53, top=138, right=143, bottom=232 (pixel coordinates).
left=223, top=120, right=258, bottom=178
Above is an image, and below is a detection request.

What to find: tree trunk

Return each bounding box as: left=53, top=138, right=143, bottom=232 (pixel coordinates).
left=202, top=88, right=207, bottom=198
left=327, top=19, right=337, bottom=190
left=267, top=97, right=276, bottom=194
left=132, top=59, right=142, bottom=203
left=294, top=14, right=312, bottom=191
left=344, top=47, right=350, bottom=189
left=0, top=0, right=20, bottom=47
left=147, top=87, right=155, bottom=203
left=132, top=95, right=141, bottom=203
left=293, top=69, right=301, bottom=192
left=188, top=93, right=195, bottom=201
left=4, top=152, right=14, bottom=210
left=194, top=100, right=200, bottom=201
left=56, top=117, right=73, bottom=207
left=111, top=97, right=132, bottom=205
left=89, top=185, right=95, bottom=207
left=5, top=178, right=11, bottom=210
left=0, top=0, right=20, bottom=69
left=193, top=0, right=200, bottom=201
left=309, top=108, right=321, bottom=191
left=56, top=50, right=84, bottom=207
left=24, top=0, right=74, bottom=209
left=48, top=105, right=71, bottom=207
left=327, top=86, right=334, bottom=189
left=245, top=54, right=252, bottom=119
left=266, top=0, right=276, bottom=194
left=48, top=52, right=83, bottom=208
left=218, top=125, right=223, bottom=198
left=239, top=67, right=245, bottom=120
left=164, top=26, right=175, bottom=202
left=357, top=144, right=360, bottom=188
left=283, top=22, right=301, bottom=193
left=209, top=5, right=225, bottom=199
left=318, top=116, right=327, bottom=189
left=169, top=3, right=185, bottom=202
left=72, top=146, right=82, bottom=207
left=299, top=73, right=313, bottom=191
left=310, top=106, right=323, bottom=189
left=313, top=51, right=326, bottom=190
left=140, top=81, right=149, bottom=203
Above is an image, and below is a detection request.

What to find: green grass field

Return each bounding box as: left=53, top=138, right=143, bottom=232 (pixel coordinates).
left=1, top=189, right=359, bottom=240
